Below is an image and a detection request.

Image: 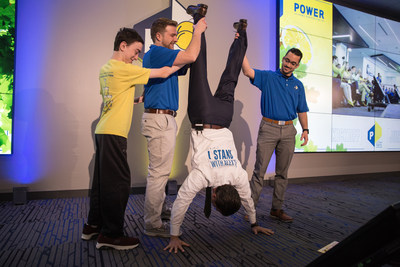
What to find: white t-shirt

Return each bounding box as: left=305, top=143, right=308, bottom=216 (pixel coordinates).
left=170, top=128, right=256, bottom=236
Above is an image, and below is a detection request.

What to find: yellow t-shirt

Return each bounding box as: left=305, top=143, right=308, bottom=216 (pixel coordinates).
left=95, top=59, right=150, bottom=138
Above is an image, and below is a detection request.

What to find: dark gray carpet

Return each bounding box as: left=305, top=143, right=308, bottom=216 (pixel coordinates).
left=0, top=173, right=399, bottom=266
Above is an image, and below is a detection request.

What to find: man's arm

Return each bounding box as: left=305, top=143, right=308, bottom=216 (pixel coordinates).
left=298, top=112, right=309, bottom=146
left=332, top=63, right=344, bottom=77
left=242, top=55, right=255, bottom=80
left=235, top=171, right=274, bottom=236
left=173, top=18, right=207, bottom=66
left=235, top=171, right=257, bottom=224
left=165, top=169, right=207, bottom=253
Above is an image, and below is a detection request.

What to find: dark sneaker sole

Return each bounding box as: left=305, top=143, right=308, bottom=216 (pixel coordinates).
left=143, top=230, right=171, bottom=238
left=96, top=242, right=139, bottom=250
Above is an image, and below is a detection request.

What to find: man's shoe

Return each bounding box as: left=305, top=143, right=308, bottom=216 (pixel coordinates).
left=186, top=4, right=208, bottom=17
left=96, top=234, right=139, bottom=250
left=81, top=223, right=100, bottom=240
left=270, top=209, right=293, bottom=222
left=233, top=19, right=248, bottom=31
left=144, top=223, right=171, bottom=238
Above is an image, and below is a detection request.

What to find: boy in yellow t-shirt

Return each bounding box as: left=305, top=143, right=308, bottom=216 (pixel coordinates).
left=81, top=28, right=181, bottom=250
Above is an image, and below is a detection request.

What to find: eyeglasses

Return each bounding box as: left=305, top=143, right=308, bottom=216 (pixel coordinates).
left=282, top=57, right=299, bottom=67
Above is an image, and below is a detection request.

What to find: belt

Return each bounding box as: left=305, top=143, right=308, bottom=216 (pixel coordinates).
left=262, top=117, right=293, bottom=125
left=144, top=108, right=177, bottom=117
left=192, top=123, right=224, bottom=129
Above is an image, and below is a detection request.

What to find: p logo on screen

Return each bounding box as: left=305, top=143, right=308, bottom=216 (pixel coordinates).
left=368, top=123, right=382, bottom=147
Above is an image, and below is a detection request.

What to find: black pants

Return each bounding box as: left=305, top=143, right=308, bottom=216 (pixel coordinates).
left=188, top=30, right=247, bottom=128
left=87, top=134, right=131, bottom=238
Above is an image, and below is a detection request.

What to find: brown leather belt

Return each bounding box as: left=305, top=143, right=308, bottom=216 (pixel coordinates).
left=192, top=123, right=224, bottom=129
left=262, top=117, right=293, bottom=125
left=144, top=108, right=177, bottom=117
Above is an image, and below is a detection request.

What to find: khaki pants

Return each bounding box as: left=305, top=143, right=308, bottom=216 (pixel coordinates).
left=250, top=120, right=296, bottom=210
left=141, top=112, right=177, bottom=229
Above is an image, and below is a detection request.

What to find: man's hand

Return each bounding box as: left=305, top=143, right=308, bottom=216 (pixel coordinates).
left=297, top=112, right=308, bottom=146
left=251, top=225, right=274, bottom=235
left=300, top=131, right=308, bottom=146
left=193, top=17, right=207, bottom=34
left=164, top=236, right=190, bottom=253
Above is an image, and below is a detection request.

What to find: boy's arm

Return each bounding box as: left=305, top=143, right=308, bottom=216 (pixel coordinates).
left=135, top=63, right=185, bottom=104
left=134, top=91, right=144, bottom=104
left=242, top=55, right=255, bottom=80
left=149, top=64, right=185, bottom=79
left=173, top=18, right=207, bottom=65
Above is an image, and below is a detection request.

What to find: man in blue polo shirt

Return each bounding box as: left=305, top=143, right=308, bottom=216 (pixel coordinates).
left=241, top=48, right=309, bottom=222
left=141, top=13, right=207, bottom=237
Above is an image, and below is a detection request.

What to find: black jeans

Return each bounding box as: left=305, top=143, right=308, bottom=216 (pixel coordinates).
left=88, top=134, right=131, bottom=238
left=188, top=30, right=247, bottom=128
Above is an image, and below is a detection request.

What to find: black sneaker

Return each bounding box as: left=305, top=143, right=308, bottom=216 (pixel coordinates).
left=233, top=19, right=248, bottom=31
left=96, top=234, right=140, bottom=250
left=81, top=223, right=100, bottom=240
left=186, top=4, right=208, bottom=17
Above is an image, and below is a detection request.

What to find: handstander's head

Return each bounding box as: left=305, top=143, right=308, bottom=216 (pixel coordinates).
left=212, top=184, right=241, bottom=216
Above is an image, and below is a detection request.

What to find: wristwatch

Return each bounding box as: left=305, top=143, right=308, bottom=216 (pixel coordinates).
left=302, top=129, right=309, bottom=134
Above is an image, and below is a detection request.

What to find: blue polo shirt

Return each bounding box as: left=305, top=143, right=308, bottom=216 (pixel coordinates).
left=251, top=69, right=309, bottom=121
left=143, top=45, right=181, bottom=111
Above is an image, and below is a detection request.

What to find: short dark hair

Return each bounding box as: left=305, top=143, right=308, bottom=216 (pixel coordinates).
left=285, top=48, right=303, bottom=63
left=214, top=184, right=241, bottom=216
left=150, top=18, right=178, bottom=42
left=114, top=28, right=144, bottom=51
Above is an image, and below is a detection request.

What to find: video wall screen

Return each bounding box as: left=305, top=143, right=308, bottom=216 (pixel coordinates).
left=0, top=0, right=15, bottom=154
left=279, top=0, right=400, bottom=152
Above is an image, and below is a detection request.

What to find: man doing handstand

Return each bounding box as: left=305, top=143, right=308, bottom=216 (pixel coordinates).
left=164, top=4, right=274, bottom=253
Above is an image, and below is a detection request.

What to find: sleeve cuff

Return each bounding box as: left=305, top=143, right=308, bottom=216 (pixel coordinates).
left=170, top=225, right=181, bottom=236
left=249, top=214, right=257, bottom=224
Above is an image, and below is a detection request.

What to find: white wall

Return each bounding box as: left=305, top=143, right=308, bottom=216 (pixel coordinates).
left=0, top=0, right=398, bottom=193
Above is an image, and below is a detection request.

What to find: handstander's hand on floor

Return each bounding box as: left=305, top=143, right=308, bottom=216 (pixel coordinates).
left=164, top=236, right=190, bottom=253
left=252, top=225, right=275, bottom=236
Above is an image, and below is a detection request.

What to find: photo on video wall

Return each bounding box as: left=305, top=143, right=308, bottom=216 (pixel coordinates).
left=0, top=0, right=16, bottom=155
left=279, top=0, right=400, bottom=152
left=331, top=5, right=400, bottom=117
